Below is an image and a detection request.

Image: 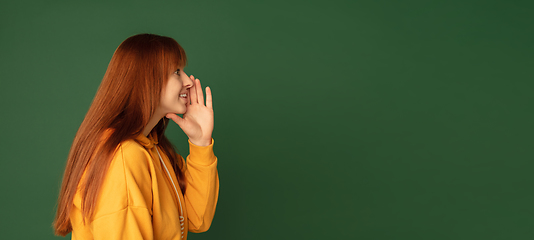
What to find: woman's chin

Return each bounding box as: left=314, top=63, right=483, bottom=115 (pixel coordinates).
left=165, top=111, right=184, bottom=118
left=170, top=109, right=186, bottom=115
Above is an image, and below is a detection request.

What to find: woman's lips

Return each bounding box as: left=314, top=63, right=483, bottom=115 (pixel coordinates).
left=179, top=93, right=188, bottom=103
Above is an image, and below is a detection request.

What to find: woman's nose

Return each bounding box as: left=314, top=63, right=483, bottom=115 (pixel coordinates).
left=183, top=72, right=194, bottom=88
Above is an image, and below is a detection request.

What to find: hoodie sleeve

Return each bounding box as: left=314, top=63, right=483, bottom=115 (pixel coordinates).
left=89, top=143, right=155, bottom=240
left=183, top=138, right=219, bottom=233
left=90, top=207, right=154, bottom=240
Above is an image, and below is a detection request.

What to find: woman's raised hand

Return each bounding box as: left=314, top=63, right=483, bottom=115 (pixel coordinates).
left=166, top=75, right=214, bottom=147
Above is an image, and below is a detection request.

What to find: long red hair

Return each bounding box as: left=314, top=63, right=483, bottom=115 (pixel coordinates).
left=53, top=33, right=187, bottom=236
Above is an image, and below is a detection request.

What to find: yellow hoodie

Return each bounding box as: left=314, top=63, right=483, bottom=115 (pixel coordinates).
left=69, top=132, right=219, bottom=240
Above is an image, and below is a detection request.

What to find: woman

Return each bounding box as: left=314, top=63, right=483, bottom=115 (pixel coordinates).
left=53, top=33, right=219, bottom=240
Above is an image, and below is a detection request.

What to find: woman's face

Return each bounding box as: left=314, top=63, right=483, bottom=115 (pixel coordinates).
left=159, top=67, right=194, bottom=115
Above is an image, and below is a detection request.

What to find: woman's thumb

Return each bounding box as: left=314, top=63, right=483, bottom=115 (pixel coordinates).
left=166, top=113, right=185, bottom=126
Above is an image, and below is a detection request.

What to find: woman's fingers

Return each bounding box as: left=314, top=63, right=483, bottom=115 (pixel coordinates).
left=206, top=86, right=212, bottom=109
left=196, top=78, right=204, bottom=106
left=189, top=75, right=197, bottom=104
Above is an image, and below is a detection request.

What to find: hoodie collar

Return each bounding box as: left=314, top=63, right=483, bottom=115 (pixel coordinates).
left=135, top=131, right=159, bottom=149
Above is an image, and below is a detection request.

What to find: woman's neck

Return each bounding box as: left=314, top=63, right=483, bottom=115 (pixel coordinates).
left=143, top=112, right=164, bottom=136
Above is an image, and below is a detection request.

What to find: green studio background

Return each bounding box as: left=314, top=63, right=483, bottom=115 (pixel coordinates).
left=1, top=0, right=533, bottom=239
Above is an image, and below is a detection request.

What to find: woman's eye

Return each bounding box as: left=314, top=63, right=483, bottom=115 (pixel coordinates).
left=174, top=69, right=181, bottom=75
